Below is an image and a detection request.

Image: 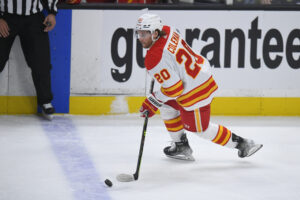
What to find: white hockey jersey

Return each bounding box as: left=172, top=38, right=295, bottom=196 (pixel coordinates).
left=144, top=25, right=218, bottom=111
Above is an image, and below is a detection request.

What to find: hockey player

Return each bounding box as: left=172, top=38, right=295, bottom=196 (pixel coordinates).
left=137, top=13, right=263, bottom=161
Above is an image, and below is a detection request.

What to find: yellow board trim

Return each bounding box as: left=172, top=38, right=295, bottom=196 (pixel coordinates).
left=0, top=96, right=7, bottom=114
left=211, top=97, right=300, bottom=116
left=126, top=96, right=145, bottom=113
left=69, top=96, right=116, bottom=115
left=0, top=96, right=36, bottom=114
left=1, top=96, right=300, bottom=116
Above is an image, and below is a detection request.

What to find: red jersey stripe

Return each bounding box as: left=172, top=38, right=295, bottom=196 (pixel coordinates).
left=177, top=77, right=218, bottom=107
left=161, top=80, right=184, bottom=97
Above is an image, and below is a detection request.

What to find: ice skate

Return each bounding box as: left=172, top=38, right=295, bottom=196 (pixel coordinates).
left=233, top=134, right=263, bottom=158
left=164, top=134, right=195, bottom=161
left=40, top=103, right=55, bottom=121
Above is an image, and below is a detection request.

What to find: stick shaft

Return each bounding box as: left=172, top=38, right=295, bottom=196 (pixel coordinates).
left=133, top=79, right=155, bottom=180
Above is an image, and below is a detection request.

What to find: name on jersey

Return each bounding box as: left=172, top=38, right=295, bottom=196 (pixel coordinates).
left=167, top=31, right=180, bottom=54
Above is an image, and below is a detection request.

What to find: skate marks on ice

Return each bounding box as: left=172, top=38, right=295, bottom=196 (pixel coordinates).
left=0, top=115, right=300, bottom=200
left=40, top=116, right=112, bottom=200
left=106, top=117, right=300, bottom=200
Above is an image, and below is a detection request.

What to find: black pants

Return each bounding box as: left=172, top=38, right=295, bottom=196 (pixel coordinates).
left=0, top=13, right=53, bottom=105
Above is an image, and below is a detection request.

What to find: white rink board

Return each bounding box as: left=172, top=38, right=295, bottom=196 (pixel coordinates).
left=71, top=10, right=300, bottom=97
left=0, top=37, right=36, bottom=96
left=2, top=10, right=299, bottom=97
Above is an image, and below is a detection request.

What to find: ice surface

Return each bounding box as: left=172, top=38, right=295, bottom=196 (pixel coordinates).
left=0, top=115, right=300, bottom=200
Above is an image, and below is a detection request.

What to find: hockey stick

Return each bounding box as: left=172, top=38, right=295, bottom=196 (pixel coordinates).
left=116, top=79, right=155, bottom=182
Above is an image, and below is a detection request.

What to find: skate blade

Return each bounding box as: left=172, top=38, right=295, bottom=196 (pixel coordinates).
left=246, top=144, right=263, bottom=157
left=166, top=154, right=195, bottom=161
left=41, top=112, right=53, bottom=121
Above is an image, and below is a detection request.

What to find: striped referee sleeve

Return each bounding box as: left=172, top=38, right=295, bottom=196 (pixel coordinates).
left=44, top=0, right=58, bottom=15
left=0, top=0, right=58, bottom=16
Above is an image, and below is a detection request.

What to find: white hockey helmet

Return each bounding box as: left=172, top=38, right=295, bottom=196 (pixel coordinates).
left=135, top=13, right=163, bottom=34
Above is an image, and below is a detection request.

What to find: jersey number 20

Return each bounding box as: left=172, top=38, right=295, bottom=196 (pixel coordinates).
left=154, top=40, right=204, bottom=84
left=176, top=40, right=204, bottom=79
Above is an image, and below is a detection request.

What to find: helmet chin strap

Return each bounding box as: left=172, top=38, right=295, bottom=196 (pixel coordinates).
left=152, top=34, right=159, bottom=42
left=149, top=33, right=160, bottom=48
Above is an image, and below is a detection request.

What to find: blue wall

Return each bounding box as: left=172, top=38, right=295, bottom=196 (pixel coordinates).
left=48, top=10, right=72, bottom=113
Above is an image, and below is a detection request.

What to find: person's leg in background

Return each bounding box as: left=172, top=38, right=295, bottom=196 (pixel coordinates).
left=0, top=15, right=19, bottom=115
left=0, top=15, right=18, bottom=73
left=18, top=13, right=54, bottom=117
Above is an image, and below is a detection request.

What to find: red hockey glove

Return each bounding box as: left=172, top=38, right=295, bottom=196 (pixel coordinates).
left=140, top=94, right=163, bottom=118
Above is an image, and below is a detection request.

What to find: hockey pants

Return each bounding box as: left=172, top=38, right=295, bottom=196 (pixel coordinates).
left=160, top=100, right=237, bottom=149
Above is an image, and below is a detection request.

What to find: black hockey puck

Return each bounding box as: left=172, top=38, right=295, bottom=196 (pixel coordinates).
left=104, top=179, right=113, bottom=187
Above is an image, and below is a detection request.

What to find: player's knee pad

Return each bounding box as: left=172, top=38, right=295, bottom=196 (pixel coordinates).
left=160, top=103, right=180, bottom=120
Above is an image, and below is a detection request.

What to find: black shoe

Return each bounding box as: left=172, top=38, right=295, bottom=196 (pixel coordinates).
left=232, top=133, right=263, bottom=158
left=164, top=134, right=195, bottom=161
left=40, top=103, right=55, bottom=120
